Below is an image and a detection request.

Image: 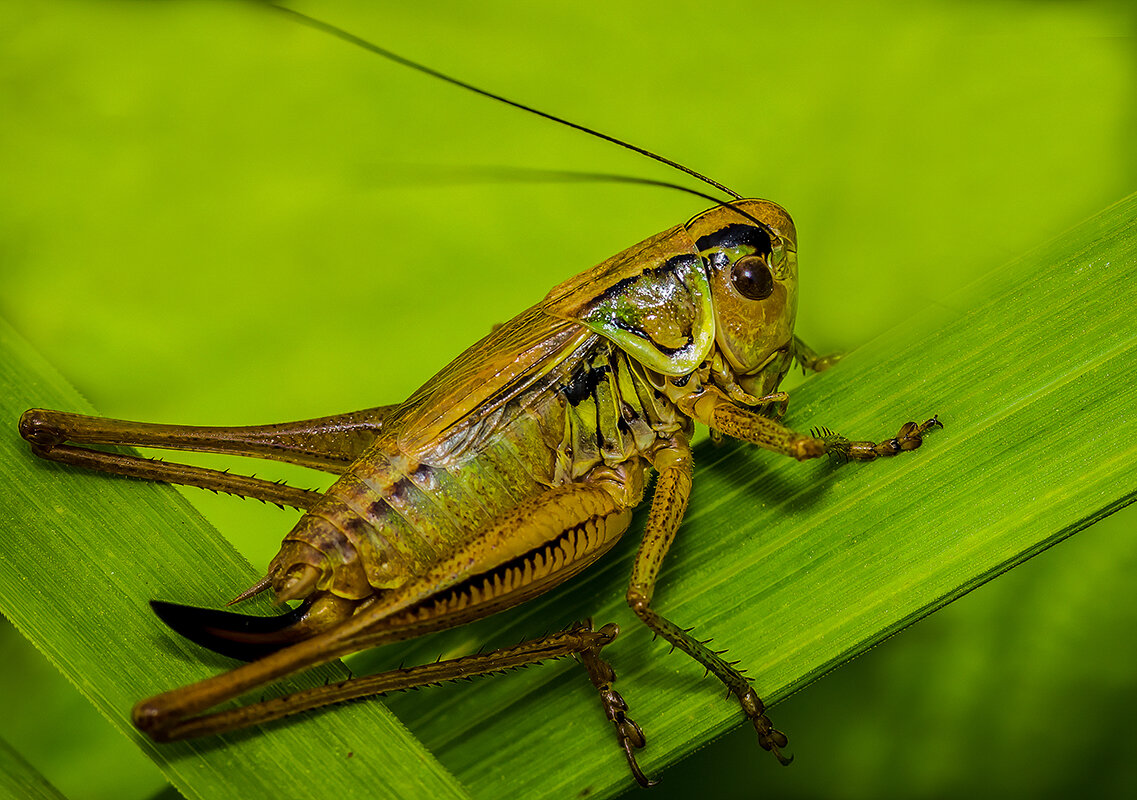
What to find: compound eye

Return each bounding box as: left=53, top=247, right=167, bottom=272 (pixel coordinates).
left=730, top=255, right=774, bottom=300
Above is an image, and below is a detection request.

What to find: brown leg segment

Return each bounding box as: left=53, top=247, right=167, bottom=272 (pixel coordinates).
left=792, top=336, right=843, bottom=373
left=145, top=621, right=632, bottom=743
left=697, top=392, right=941, bottom=463
left=627, top=435, right=791, bottom=763
left=25, top=440, right=325, bottom=510
left=578, top=627, right=655, bottom=787
left=18, top=406, right=396, bottom=509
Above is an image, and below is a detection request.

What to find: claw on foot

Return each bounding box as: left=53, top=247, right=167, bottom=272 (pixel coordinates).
left=739, top=689, right=792, bottom=766
left=815, top=415, right=942, bottom=462
left=579, top=630, right=658, bottom=787
left=604, top=688, right=657, bottom=787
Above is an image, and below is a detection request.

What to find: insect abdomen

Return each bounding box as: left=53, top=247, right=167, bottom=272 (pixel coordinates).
left=272, top=334, right=689, bottom=602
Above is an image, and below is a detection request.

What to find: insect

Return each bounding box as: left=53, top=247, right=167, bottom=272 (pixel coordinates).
left=17, top=6, right=939, bottom=788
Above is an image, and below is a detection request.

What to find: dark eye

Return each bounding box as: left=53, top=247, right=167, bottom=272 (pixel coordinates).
left=731, top=255, right=774, bottom=300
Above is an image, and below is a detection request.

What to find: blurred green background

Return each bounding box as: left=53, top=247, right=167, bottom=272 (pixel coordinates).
left=1, top=0, right=1134, bottom=798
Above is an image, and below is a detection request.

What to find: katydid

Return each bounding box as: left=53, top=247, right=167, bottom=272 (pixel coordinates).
left=18, top=5, right=939, bottom=787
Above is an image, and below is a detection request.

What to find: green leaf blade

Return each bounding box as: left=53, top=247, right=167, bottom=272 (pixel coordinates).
left=0, top=736, right=69, bottom=800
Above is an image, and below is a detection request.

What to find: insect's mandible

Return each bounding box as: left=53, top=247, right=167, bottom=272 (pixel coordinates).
left=17, top=4, right=941, bottom=788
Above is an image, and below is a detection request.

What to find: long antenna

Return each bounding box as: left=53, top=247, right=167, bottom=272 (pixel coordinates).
left=361, top=164, right=747, bottom=209
left=270, top=4, right=744, bottom=201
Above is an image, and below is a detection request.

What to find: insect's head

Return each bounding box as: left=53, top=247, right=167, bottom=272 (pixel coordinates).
left=685, top=199, right=798, bottom=397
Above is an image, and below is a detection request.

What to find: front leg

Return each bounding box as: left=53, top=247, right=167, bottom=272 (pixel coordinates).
left=682, top=388, right=941, bottom=463
left=626, top=435, right=791, bottom=764
left=793, top=335, right=843, bottom=373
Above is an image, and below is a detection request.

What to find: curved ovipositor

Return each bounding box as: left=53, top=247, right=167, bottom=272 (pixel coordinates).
left=150, top=599, right=315, bottom=662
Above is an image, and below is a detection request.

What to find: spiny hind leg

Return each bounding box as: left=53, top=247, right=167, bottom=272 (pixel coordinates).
left=627, top=435, right=791, bottom=764
left=136, top=620, right=628, bottom=740
left=21, top=437, right=323, bottom=510
left=18, top=406, right=397, bottom=509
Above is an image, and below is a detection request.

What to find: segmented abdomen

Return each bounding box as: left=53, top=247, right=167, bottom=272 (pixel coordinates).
left=277, top=335, right=686, bottom=600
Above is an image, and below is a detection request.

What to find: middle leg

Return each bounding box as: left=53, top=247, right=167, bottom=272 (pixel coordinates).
left=626, top=435, right=791, bottom=764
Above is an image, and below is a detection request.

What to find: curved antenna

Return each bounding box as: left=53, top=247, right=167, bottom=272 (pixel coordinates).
left=270, top=4, right=743, bottom=201
left=360, top=163, right=773, bottom=230
left=464, top=170, right=770, bottom=230
left=369, top=164, right=738, bottom=206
